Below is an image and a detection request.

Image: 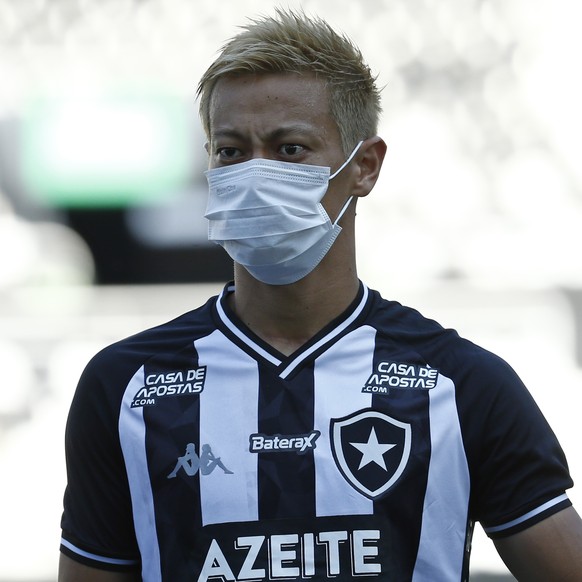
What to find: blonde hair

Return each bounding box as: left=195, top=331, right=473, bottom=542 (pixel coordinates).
left=197, top=9, right=382, bottom=154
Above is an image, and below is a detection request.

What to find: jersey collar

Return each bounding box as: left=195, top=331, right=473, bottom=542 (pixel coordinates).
left=213, top=281, right=371, bottom=379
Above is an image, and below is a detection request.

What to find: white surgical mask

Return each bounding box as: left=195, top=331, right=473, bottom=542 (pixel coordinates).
left=204, top=141, right=363, bottom=285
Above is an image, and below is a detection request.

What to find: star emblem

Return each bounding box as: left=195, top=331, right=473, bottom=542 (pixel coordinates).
left=350, top=427, right=396, bottom=471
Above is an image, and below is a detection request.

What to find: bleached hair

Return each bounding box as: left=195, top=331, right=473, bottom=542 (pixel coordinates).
left=196, top=9, right=382, bottom=154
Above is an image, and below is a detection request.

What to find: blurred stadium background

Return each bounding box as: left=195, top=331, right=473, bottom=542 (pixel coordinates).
left=1, top=0, right=581, bottom=579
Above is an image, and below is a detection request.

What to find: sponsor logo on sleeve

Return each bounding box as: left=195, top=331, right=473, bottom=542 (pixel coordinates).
left=362, top=361, right=438, bottom=395
left=131, top=366, right=206, bottom=407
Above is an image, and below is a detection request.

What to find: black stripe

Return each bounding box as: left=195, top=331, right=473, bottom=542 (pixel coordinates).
left=257, top=363, right=316, bottom=519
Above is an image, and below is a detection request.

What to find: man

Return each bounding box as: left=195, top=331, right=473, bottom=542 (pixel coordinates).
left=59, top=9, right=582, bottom=581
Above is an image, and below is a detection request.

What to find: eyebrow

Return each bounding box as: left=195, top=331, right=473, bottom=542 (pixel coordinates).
left=211, top=123, right=321, bottom=142
left=210, top=128, right=245, bottom=141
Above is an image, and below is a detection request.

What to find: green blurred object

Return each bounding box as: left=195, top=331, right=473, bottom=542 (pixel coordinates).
left=21, top=93, right=192, bottom=208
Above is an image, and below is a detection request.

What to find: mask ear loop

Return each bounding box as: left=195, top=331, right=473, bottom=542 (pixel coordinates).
left=333, top=195, right=355, bottom=227
left=329, top=140, right=364, bottom=226
left=329, top=140, right=364, bottom=180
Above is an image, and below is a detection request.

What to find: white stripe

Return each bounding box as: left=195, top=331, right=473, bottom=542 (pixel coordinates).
left=60, top=538, right=139, bottom=566
left=280, top=285, right=370, bottom=379
left=196, top=330, right=260, bottom=526
left=412, top=374, right=470, bottom=582
left=215, top=287, right=282, bottom=366
left=484, top=493, right=570, bottom=534
left=313, top=325, right=376, bottom=517
left=119, top=366, right=162, bottom=582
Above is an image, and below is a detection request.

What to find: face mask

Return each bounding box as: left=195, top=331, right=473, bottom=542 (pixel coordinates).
left=204, top=141, right=363, bottom=285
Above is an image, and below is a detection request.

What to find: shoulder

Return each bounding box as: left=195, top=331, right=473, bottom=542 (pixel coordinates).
left=74, top=295, right=218, bottom=405
left=92, top=296, right=216, bottom=366
left=369, top=290, right=504, bottom=371
left=368, top=290, right=534, bottom=415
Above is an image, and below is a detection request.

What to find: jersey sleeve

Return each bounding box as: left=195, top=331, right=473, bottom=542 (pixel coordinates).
left=60, top=349, right=141, bottom=571
left=454, top=346, right=573, bottom=538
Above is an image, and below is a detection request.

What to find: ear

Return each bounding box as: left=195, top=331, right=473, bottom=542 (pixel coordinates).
left=352, top=136, right=387, bottom=198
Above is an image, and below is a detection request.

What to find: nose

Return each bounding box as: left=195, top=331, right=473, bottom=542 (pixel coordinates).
left=247, top=145, right=271, bottom=161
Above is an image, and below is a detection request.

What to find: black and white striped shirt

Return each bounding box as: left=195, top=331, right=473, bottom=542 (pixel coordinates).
left=61, top=282, right=573, bottom=581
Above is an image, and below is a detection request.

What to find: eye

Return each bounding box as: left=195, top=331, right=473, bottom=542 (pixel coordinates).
left=278, top=143, right=305, bottom=157
left=216, top=147, right=242, bottom=161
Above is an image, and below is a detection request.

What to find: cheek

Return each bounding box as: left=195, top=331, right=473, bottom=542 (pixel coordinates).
left=323, top=167, right=356, bottom=209
left=320, top=183, right=346, bottom=221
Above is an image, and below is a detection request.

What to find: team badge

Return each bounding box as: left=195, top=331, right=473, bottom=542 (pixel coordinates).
left=330, top=409, right=411, bottom=500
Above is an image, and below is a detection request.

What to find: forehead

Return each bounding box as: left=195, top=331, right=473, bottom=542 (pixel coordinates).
left=208, top=73, right=339, bottom=140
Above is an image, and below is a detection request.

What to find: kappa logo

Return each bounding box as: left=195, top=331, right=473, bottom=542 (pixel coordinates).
left=167, top=443, right=233, bottom=479
left=362, top=361, right=438, bottom=395
left=331, top=409, right=411, bottom=500
left=131, top=367, right=206, bottom=407
left=249, top=430, right=320, bottom=454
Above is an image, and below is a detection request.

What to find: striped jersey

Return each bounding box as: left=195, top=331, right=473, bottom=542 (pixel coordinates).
left=60, top=281, right=573, bottom=581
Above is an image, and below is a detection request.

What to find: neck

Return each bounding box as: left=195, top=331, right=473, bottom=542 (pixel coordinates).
left=229, top=262, right=359, bottom=356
